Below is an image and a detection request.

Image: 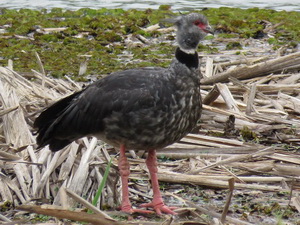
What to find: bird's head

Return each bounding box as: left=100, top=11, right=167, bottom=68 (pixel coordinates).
left=166, top=13, right=213, bottom=54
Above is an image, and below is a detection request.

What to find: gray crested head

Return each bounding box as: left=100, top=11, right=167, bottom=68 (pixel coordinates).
left=167, top=13, right=213, bottom=54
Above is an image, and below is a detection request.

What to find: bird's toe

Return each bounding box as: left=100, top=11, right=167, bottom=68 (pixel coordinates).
left=140, top=202, right=177, bottom=215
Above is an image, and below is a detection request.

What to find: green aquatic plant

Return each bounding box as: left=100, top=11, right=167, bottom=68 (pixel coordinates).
left=0, top=7, right=299, bottom=79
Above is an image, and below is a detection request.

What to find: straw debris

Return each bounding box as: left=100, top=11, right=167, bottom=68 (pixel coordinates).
left=1, top=44, right=300, bottom=224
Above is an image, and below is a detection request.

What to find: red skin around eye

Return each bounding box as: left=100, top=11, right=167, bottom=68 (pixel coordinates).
left=194, top=20, right=207, bottom=30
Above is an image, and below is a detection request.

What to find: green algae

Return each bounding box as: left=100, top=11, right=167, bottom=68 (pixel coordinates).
left=0, top=7, right=176, bottom=79
left=240, top=126, right=259, bottom=142
left=0, top=7, right=299, bottom=79
left=226, top=41, right=243, bottom=50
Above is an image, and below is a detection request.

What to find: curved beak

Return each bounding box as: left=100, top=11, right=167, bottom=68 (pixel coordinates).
left=204, top=24, right=214, bottom=35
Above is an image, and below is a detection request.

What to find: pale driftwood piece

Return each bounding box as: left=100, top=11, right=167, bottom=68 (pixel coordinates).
left=216, top=83, right=241, bottom=113
left=37, top=148, right=52, bottom=165
left=136, top=34, right=151, bottom=45
left=68, top=137, right=97, bottom=197
left=0, top=150, right=21, bottom=161
left=274, top=163, right=300, bottom=176
left=0, top=73, right=34, bottom=148
left=206, top=109, right=292, bottom=132
left=1, top=68, right=50, bottom=102
left=180, top=137, right=235, bottom=148
left=246, top=83, right=256, bottom=115
left=255, top=107, right=287, bottom=116
left=269, top=100, right=285, bottom=113
left=129, top=149, right=137, bottom=158
left=157, top=172, right=283, bottom=191
left=202, top=107, right=273, bottom=132
left=41, top=27, right=68, bottom=33
left=201, top=51, right=300, bottom=85
left=155, top=153, right=234, bottom=159
left=278, top=92, right=300, bottom=113
left=230, top=160, right=275, bottom=171
left=291, top=197, right=300, bottom=213
left=268, top=153, right=300, bottom=165
left=1, top=174, right=26, bottom=203
left=162, top=146, right=263, bottom=154
left=36, top=151, right=62, bottom=197
left=205, top=57, right=214, bottom=78
left=250, top=73, right=276, bottom=85
left=1, top=67, right=34, bottom=90
left=255, top=83, right=300, bottom=94
left=78, top=57, right=89, bottom=76
left=26, top=146, right=41, bottom=196
left=218, top=56, right=270, bottom=68
left=175, top=175, right=289, bottom=183
left=249, top=114, right=300, bottom=128
left=164, top=142, right=207, bottom=149
left=142, top=23, right=160, bottom=32
left=0, top=105, right=18, bottom=117
left=7, top=59, right=13, bottom=70
left=229, top=76, right=272, bottom=102
left=13, top=164, right=31, bottom=201
left=34, top=51, right=46, bottom=80
left=189, top=147, right=274, bottom=174
left=31, top=69, right=73, bottom=95
left=279, top=73, right=300, bottom=84
left=0, top=175, right=13, bottom=202
left=64, top=75, right=82, bottom=90
left=59, top=185, right=69, bottom=209
left=221, top=178, right=235, bottom=223
left=46, top=158, right=54, bottom=199
left=52, top=147, right=72, bottom=171
left=202, top=105, right=245, bottom=120
left=17, top=205, right=124, bottom=225
left=0, top=213, right=11, bottom=222
left=185, top=133, right=244, bottom=146
left=100, top=146, right=112, bottom=162
left=243, top=165, right=275, bottom=174
left=221, top=166, right=245, bottom=183
left=81, top=177, right=94, bottom=204
left=53, top=179, right=68, bottom=206
left=58, top=142, right=79, bottom=181
left=202, top=85, right=220, bottom=105
left=216, top=82, right=300, bottom=95
left=82, top=137, right=91, bottom=148
left=157, top=27, right=176, bottom=33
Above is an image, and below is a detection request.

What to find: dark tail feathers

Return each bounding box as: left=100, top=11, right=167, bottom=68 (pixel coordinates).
left=34, top=91, right=82, bottom=151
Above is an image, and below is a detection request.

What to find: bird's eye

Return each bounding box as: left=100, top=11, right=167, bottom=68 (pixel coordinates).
left=193, top=20, right=201, bottom=26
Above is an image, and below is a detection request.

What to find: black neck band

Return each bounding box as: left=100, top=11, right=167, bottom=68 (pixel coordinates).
left=175, top=48, right=199, bottom=69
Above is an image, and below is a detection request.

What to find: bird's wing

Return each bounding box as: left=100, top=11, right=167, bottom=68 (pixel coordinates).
left=36, top=68, right=171, bottom=144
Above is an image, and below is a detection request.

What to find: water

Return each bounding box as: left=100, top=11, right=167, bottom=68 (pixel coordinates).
left=1, top=0, right=300, bottom=11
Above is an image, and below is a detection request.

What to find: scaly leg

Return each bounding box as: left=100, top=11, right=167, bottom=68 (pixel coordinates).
left=118, top=144, right=153, bottom=214
left=140, top=149, right=177, bottom=215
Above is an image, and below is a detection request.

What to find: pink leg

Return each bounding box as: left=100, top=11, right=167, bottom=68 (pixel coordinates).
left=118, top=144, right=153, bottom=214
left=140, top=149, right=177, bottom=215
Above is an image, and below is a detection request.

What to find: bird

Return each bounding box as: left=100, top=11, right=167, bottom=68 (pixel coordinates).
left=34, top=13, right=213, bottom=215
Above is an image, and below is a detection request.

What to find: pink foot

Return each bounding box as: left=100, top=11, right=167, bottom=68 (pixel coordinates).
left=140, top=199, right=177, bottom=215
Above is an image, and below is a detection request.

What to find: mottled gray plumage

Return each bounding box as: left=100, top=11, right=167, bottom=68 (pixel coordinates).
left=34, top=13, right=213, bottom=151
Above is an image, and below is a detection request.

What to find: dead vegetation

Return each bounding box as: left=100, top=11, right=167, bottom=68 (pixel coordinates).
left=1, top=39, right=300, bottom=225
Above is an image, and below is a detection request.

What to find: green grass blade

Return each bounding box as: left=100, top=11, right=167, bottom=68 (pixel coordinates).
left=88, top=158, right=112, bottom=213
